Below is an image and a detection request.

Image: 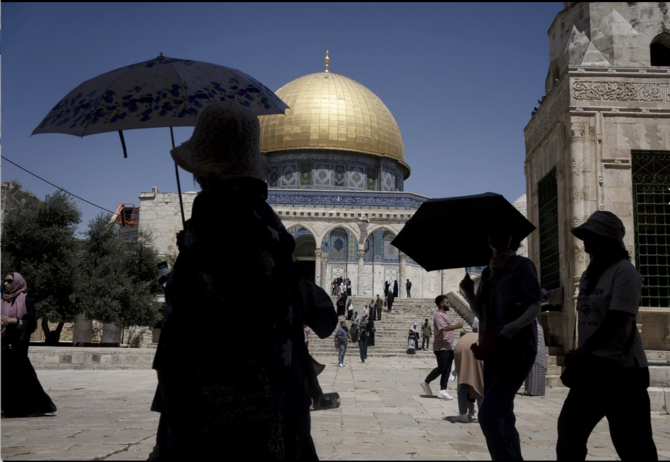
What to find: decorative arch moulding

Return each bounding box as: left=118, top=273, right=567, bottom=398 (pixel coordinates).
left=568, top=67, right=670, bottom=77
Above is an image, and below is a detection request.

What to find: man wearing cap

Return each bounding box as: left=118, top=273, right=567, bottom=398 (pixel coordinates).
left=556, top=211, right=657, bottom=461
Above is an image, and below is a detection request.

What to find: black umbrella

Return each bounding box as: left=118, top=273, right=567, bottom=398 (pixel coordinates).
left=391, top=192, right=535, bottom=271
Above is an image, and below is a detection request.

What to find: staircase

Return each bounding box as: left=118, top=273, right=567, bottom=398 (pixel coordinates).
left=306, top=297, right=472, bottom=357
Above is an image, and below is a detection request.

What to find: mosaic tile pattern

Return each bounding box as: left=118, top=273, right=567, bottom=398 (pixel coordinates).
left=382, top=170, right=396, bottom=192
left=280, top=163, right=298, bottom=187
left=267, top=190, right=427, bottom=209
left=269, top=166, right=279, bottom=187
left=366, top=167, right=377, bottom=191
left=348, top=165, right=366, bottom=189
left=314, top=163, right=332, bottom=187
left=299, top=162, right=312, bottom=186
left=334, top=164, right=346, bottom=187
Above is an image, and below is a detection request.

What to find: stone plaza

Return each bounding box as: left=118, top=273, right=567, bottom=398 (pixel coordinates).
left=3, top=356, right=670, bottom=461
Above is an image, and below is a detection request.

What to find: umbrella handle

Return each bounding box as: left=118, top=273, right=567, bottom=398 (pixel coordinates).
left=170, top=127, right=187, bottom=230
left=118, top=131, right=128, bottom=158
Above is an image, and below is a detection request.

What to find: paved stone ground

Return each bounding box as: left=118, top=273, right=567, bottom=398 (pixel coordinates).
left=3, top=355, right=670, bottom=460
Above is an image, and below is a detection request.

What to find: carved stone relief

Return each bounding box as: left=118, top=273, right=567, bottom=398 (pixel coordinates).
left=572, top=81, right=670, bottom=102
left=575, top=247, right=586, bottom=263
left=572, top=189, right=584, bottom=203
left=571, top=159, right=583, bottom=176
left=571, top=122, right=586, bottom=140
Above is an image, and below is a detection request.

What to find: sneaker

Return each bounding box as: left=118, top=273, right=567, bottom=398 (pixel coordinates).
left=457, top=413, right=469, bottom=423
left=437, top=390, right=454, bottom=400
left=420, top=381, right=433, bottom=396
left=338, top=363, right=343, bottom=367
left=467, top=411, right=476, bottom=422
left=342, top=363, right=347, bottom=367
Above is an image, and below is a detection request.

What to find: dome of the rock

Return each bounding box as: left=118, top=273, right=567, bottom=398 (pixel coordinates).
left=259, top=71, right=409, bottom=179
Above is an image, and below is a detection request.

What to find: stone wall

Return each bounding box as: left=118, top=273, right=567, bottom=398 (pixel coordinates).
left=525, top=1, right=670, bottom=353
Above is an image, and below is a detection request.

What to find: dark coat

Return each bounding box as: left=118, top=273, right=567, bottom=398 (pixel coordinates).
left=154, top=178, right=316, bottom=460
left=393, top=281, right=399, bottom=297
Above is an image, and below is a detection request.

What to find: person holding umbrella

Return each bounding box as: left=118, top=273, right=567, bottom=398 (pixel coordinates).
left=153, top=101, right=318, bottom=460
left=459, top=228, right=542, bottom=461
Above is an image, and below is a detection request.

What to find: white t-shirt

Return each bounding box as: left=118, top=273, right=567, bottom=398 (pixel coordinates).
left=576, top=259, right=647, bottom=368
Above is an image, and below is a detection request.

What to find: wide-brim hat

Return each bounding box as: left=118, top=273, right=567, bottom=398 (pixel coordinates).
left=572, top=211, right=626, bottom=251
left=170, top=101, right=271, bottom=182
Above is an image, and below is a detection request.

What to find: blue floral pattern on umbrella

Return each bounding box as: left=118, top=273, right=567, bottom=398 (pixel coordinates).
left=33, top=55, right=288, bottom=137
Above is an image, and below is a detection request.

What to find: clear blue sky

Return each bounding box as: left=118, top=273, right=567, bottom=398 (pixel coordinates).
left=3, top=2, right=564, bottom=235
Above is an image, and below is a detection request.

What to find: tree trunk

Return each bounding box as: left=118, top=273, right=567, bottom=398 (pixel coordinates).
left=42, top=319, right=64, bottom=346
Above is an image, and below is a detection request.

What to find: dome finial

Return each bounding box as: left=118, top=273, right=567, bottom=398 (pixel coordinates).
left=324, top=44, right=330, bottom=73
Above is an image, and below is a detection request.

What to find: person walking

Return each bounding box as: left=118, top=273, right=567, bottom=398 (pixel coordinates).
left=367, top=317, right=376, bottom=347
left=406, top=279, right=412, bottom=298
left=375, top=294, right=384, bottom=321
left=387, top=289, right=395, bottom=312
left=350, top=311, right=360, bottom=343
left=393, top=280, right=399, bottom=297
left=460, top=227, right=542, bottom=461
left=421, top=318, right=432, bottom=351
left=407, top=322, right=420, bottom=354
left=1, top=272, right=57, bottom=418
left=556, top=211, right=657, bottom=461
left=420, top=295, right=463, bottom=400
left=384, top=281, right=390, bottom=298
left=346, top=278, right=352, bottom=297
left=156, top=101, right=320, bottom=460
left=346, top=298, right=354, bottom=321
left=336, top=321, right=351, bottom=367
left=358, top=315, right=369, bottom=363
left=331, top=279, right=337, bottom=296
left=336, top=293, right=347, bottom=317
left=523, top=320, right=547, bottom=396
left=454, top=327, right=484, bottom=423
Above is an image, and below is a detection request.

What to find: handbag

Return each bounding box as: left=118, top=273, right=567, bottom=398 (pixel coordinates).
left=560, top=316, right=638, bottom=388
left=383, top=300, right=387, bottom=307
left=471, top=322, right=528, bottom=364
left=334, top=338, right=339, bottom=349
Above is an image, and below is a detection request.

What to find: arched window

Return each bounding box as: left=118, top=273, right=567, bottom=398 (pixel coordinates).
left=364, top=234, right=374, bottom=261
left=382, top=230, right=398, bottom=261
left=329, top=229, right=348, bottom=261
left=650, top=33, right=670, bottom=67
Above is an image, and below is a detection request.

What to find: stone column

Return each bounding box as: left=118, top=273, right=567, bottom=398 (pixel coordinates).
left=357, top=250, right=365, bottom=296
left=398, top=251, right=407, bottom=297
left=314, top=250, right=323, bottom=288
left=567, top=121, right=588, bottom=351
left=320, top=253, right=328, bottom=292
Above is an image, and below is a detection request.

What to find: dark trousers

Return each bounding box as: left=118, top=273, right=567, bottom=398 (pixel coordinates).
left=359, top=336, right=368, bottom=361
left=425, top=349, right=454, bottom=391
left=478, top=356, right=534, bottom=461
left=421, top=335, right=430, bottom=350
left=407, top=288, right=411, bottom=298
left=556, top=367, right=657, bottom=461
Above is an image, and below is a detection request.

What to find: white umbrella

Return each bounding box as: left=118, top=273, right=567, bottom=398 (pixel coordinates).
left=33, top=53, right=289, bottom=226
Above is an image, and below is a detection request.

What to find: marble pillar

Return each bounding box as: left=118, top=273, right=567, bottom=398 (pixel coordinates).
left=568, top=121, right=588, bottom=351
left=314, top=250, right=323, bottom=289
left=320, top=253, right=328, bottom=293
left=398, top=251, right=407, bottom=297
left=357, top=249, right=365, bottom=297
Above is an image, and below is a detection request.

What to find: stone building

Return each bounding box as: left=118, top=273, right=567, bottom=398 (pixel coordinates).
left=524, top=2, right=670, bottom=352
left=138, top=52, right=488, bottom=299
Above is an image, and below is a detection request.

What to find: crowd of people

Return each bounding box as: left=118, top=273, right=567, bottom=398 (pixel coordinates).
left=1, top=101, right=657, bottom=461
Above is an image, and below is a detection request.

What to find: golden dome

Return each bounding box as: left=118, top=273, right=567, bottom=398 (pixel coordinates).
left=259, top=72, right=409, bottom=178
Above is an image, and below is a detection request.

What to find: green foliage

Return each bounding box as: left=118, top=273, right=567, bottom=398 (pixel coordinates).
left=74, top=214, right=161, bottom=327
left=1, top=190, right=81, bottom=323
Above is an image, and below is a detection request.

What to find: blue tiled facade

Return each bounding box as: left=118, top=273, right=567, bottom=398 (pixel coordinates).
left=268, top=189, right=429, bottom=210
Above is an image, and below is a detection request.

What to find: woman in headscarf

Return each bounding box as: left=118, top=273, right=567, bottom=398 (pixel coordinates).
left=154, top=101, right=321, bottom=460
left=350, top=311, right=360, bottom=344
left=336, top=293, right=347, bottom=317
left=346, top=297, right=354, bottom=320
left=393, top=280, right=399, bottom=298
left=358, top=315, right=368, bottom=363
left=367, top=317, right=376, bottom=347
left=556, top=211, right=657, bottom=461
left=523, top=320, right=547, bottom=396
left=1, top=272, right=57, bottom=418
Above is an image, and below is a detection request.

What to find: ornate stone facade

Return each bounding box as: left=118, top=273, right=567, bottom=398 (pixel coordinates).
left=525, top=2, right=670, bottom=353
